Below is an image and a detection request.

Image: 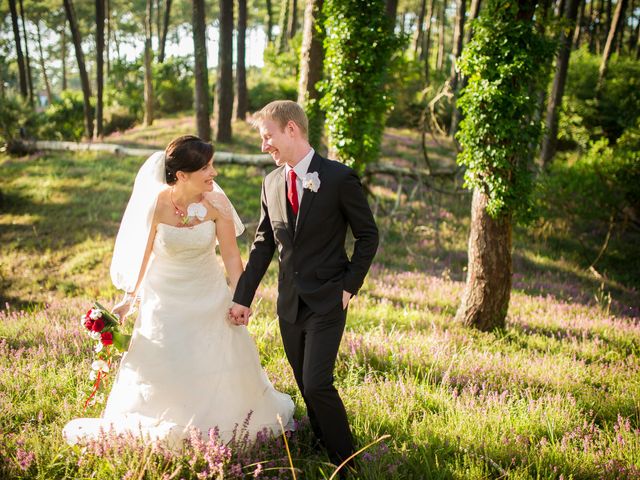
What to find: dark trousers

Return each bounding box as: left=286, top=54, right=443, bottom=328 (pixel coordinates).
left=279, top=298, right=354, bottom=466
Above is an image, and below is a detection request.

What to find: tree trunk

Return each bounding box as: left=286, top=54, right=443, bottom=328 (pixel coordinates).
left=35, top=21, right=53, bottom=105
left=614, top=0, right=627, bottom=53
left=541, top=0, right=580, bottom=167
left=386, top=0, right=399, bottom=21
left=63, top=0, right=94, bottom=139
left=9, top=0, right=28, bottom=99
left=449, top=0, right=466, bottom=135
left=455, top=189, right=512, bottom=331
left=277, top=0, right=290, bottom=52
left=61, top=26, right=67, bottom=90
left=193, top=0, right=211, bottom=141
left=234, top=0, right=248, bottom=121
left=298, top=0, right=325, bottom=147
left=144, top=0, right=154, bottom=126
left=96, top=0, right=105, bottom=138
left=18, top=0, right=34, bottom=107
left=451, top=0, right=481, bottom=136
left=159, top=0, right=172, bottom=63
left=598, top=0, right=628, bottom=89
left=106, top=0, right=111, bottom=74
left=422, top=0, right=435, bottom=79
left=627, top=0, right=637, bottom=52
left=266, top=0, right=274, bottom=42
left=214, top=0, right=234, bottom=143
left=436, top=2, right=446, bottom=71
left=288, top=0, right=298, bottom=38
left=632, top=8, right=640, bottom=56
left=573, top=0, right=585, bottom=48
left=414, top=0, right=427, bottom=58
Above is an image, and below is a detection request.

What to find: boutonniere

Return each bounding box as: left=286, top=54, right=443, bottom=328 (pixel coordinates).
left=302, top=172, right=321, bottom=192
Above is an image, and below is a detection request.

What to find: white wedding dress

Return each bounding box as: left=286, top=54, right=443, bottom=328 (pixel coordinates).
left=64, top=220, right=295, bottom=446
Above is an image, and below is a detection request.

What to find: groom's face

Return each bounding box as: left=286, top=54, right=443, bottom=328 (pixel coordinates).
left=258, top=118, right=293, bottom=167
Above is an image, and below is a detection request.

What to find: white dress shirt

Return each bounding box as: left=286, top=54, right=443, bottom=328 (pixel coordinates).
left=285, top=148, right=315, bottom=213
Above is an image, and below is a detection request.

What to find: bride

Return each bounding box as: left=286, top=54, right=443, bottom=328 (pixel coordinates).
left=63, top=135, right=294, bottom=446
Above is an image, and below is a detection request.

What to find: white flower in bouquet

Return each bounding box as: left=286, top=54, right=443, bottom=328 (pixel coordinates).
left=91, top=359, right=110, bottom=373
left=187, top=202, right=208, bottom=221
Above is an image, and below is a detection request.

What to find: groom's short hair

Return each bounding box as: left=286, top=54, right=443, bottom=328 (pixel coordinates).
left=252, top=100, right=308, bottom=138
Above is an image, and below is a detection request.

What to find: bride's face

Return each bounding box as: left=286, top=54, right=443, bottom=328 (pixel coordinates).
left=178, top=158, right=217, bottom=193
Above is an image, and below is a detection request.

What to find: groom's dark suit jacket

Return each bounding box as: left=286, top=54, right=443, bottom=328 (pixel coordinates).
left=233, top=152, right=379, bottom=323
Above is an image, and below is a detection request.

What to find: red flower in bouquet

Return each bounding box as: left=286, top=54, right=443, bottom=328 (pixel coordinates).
left=101, top=331, right=113, bottom=346
left=80, top=302, right=131, bottom=409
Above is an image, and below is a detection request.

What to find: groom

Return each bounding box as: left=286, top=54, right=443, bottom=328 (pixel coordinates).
left=230, top=100, right=378, bottom=468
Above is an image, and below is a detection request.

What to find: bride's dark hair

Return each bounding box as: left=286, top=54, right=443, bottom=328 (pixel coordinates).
left=164, top=135, right=214, bottom=185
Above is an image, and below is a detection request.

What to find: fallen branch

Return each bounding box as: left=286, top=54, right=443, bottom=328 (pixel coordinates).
left=14, top=140, right=274, bottom=166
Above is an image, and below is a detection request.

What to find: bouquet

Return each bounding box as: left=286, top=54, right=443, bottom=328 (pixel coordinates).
left=81, top=302, right=131, bottom=408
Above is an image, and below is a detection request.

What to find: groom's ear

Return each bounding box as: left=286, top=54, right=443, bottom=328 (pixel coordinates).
left=285, top=120, right=298, bottom=137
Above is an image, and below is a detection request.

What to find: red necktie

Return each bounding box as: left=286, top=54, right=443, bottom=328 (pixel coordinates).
left=287, top=168, right=298, bottom=215
left=287, top=169, right=299, bottom=215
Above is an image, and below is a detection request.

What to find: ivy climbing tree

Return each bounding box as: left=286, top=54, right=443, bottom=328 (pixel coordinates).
left=319, top=0, right=400, bottom=173
left=454, top=0, right=553, bottom=331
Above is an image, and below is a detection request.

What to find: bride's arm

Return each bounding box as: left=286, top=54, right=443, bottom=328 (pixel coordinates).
left=216, top=213, right=243, bottom=291
left=112, top=219, right=158, bottom=319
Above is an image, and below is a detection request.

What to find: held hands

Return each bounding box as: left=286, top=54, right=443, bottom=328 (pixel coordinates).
left=228, top=303, right=251, bottom=326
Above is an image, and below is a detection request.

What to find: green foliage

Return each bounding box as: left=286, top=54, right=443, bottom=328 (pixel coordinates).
left=0, top=95, right=34, bottom=151
left=105, top=56, right=194, bottom=122
left=247, top=68, right=298, bottom=111
left=104, top=58, right=145, bottom=121
left=262, top=33, right=302, bottom=80
left=561, top=47, right=640, bottom=146
left=533, top=124, right=640, bottom=284
left=153, top=57, right=194, bottom=115
left=385, top=58, right=426, bottom=128
left=39, top=90, right=88, bottom=142
left=456, top=0, right=554, bottom=219
left=319, top=0, right=402, bottom=172
left=103, top=105, right=138, bottom=136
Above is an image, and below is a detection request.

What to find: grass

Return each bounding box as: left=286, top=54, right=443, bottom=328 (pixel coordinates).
left=0, top=118, right=638, bottom=479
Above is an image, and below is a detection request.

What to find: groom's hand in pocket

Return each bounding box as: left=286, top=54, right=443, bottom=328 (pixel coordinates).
left=342, top=290, right=353, bottom=310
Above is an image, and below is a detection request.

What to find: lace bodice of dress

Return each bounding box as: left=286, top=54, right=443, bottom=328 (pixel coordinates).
left=153, top=220, right=216, bottom=262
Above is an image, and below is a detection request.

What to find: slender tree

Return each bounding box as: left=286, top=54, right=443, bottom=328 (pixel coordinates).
left=422, top=0, right=435, bottom=79
left=455, top=0, right=552, bottom=331
left=192, top=0, right=211, bottom=140
left=63, top=0, right=94, bottom=139
left=9, top=0, right=28, bottom=99
left=298, top=0, right=325, bottom=147
left=573, top=0, right=586, bottom=47
left=386, top=0, right=399, bottom=20
left=436, top=2, right=446, bottom=71
left=95, top=0, right=106, bottom=138
left=214, top=0, right=234, bottom=142
left=449, top=0, right=467, bottom=135
left=450, top=0, right=482, bottom=135
left=18, top=0, right=34, bottom=106
left=541, top=0, right=581, bottom=167
left=414, top=0, right=427, bottom=57
left=289, top=0, right=299, bottom=37
left=158, top=0, right=172, bottom=63
left=277, top=0, right=290, bottom=52
left=266, top=0, right=274, bottom=42
left=598, top=0, right=628, bottom=89
left=35, top=21, right=52, bottom=105
left=61, top=26, right=67, bottom=90
left=235, top=0, right=249, bottom=121
left=144, top=0, right=154, bottom=126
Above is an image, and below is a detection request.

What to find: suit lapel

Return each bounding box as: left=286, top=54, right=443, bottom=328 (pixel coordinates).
left=294, top=153, right=323, bottom=241
left=273, top=167, right=294, bottom=239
